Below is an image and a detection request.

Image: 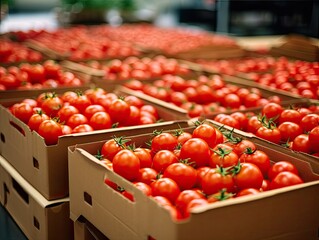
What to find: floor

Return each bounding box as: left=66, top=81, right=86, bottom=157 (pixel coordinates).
left=0, top=203, right=28, bottom=240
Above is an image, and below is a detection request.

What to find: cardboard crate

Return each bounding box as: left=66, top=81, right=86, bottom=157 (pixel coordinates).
left=68, top=120, right=319, bottom=240
left=74, top=217, right=109, bottom=240
left=0, top=89, right=189, bottom=200
left=0, top=155, right=73, bottom=240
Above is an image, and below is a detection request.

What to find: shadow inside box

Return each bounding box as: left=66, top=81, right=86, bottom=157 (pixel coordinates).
left=0, top=203, right=27, bottom=240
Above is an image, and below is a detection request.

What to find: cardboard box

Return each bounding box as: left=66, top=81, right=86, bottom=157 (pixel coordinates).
left=68, top=120, right=319, bottom=240
left=74, top=217, right=109, bottom=240
left=0, top=89, right=188, bottom=200
left=0, top=155, right=73, bottom=240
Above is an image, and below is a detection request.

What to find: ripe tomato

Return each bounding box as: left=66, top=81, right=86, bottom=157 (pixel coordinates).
left=83, top=104, right=106, bottom=119
left=175, top=190, right=205, bottom=217
left=151, top=132, right=178, bottom=154
left=262, top=102, right=283, bottom=120
left=101, top=137, right=127, bottom=161
left=267, top=161, right=299, bottom=180
left=72, top=124, right=94, bottom=133
left=136, top=167, right=158, bottom=185
left=69, top=93, right=92, bottom=113
left=232, top=139, right=256, bottom=156
left=201, top=167, right=235, bottom=195
left=209, top=147, right=239, bottom=168
left=180, top=138, right=211, bottom=168
left=233, top=162, right=264, bottom=191
left=185, top=198, right=208, bottom=214
left=279, top=109, right=302, bottom=124
left=269, top=171, right=303, bottom=189
left=89, top=111, right=112, bottom=130
left=192, top=123, right=217, bottom=148
left=151, top=178, right=181, bottom=204
left=300, top=114, right=319, bottom=133
left=27, top=110, right=50, bottom=131
left=291, top=134, right=311, bottom=154
left=309, top=126, right=319, bottom=152
left=112, top=149, right=140, bottom=181
left=57, top=105, right=79, bottom=123
left=11, top=102, right=34, bottom=123
left=133, top=147, right=152, bottom=168
left=175, top=130, right=192, bottom=145
left=207, top=188, right=234, bottom=203
left=38, top=119, right=63, bottom=145
left=152, top=150, right=178, bottom=173
left=246, top=115, right=263, bottom=133
left=278, top=121, right=302, bottom=142
left=236, top=188, right=260, bottom=197
left=108, top=98, right=131, bottom=125
left=239, top=149, right=271, bottom=177
left=41, top=94, right=63, bottom=117
left=230, top=112, right=249, bottom=131
left=163, top=162, right=197, bottom=190
left=223, top=93, right=241, bottom=109
left=195, top=166, right=210, bottom=188
left=255, top=125, right=281, bottom=144
left=67, top=113, right=88, bottom=129
left=133, top=182, right=152, bottom=196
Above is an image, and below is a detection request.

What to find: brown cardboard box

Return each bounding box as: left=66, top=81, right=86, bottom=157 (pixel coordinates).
left=68, top=120, right=319, bottom=240
left=0, top=155, right=73, bottom=240
left=74, top=217, right=109, bottom=240
left=0, top=89, right=188, bottom=200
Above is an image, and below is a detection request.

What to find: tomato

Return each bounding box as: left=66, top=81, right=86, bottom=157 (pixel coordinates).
left=260, top=179, right=270, bottom=191
left=179, top=138, right=211, bottom=168
left=133, top=147, right=152, bottom=168
left=41, top=94, right=63, bottom=117
left=229, top=112, right=249, bottom=131
left=57, top=105, right=79, bottom=123
left=175, top=190, right=205, bottom=217
left=215, top=115, right=240, bottom=129
left=151, top=132, right=178, bottom=154
left=112, top=149, right=140, bottom=181
left=239, top=149, right=271, bottom=177
left=152, top=195, right=173, bottom=207
left=136, top=168, right=158, bottom=185
left=133, top=182, right=152, bottom=196
left=291, top=134, right=311, bottom=153
left=246, top=115, right=263, bottom=133
left=278, top=121, right=303, bottom=142
left=192, top=123, right=217, bottom=148
left=255, top=125, right=281, bottom=144
left=89, top=111, right=112, bottom=130
left=201, top=167, right=235, bottom=195
left=101, top=137, right=127, bottom=161
left=175, top=130, right=192, bottom=145
left=38, top=119, right=63, bottom=145
left=61, top=124, right=72, bottom=135
left=163, top=162, right=197, bottom=190
left=207, top=188, right=234, bottom=203
left=152, top=150, right=178, bottom=173
left=121, top=190, right=134, bottom=201
left=67, top=113, right=88, bottom=129
left=269, top=171, right=303, bottom=190
left=72, top=124, right=94, bottom=133
left=209, top=147, right=239, bottom=168
left=151, top=178, right=181, bottom=204
left=181, top=102, right=203, bottom=118
left=244, top=92, right=261, bottom=108
left=267, top=161, right=299, bottom=180
left=69, top=93, right=92, bottom=113
left=308, top=126, right=319, bottom=152
left=236, top=188, right=260, bottom=197
left=195, top=166, right=210, bottom=188
left=185, top=198, right=208, bottom=214
left=84, top=87, right=106, bottom=103
left=83, top=104, right=106, bottom=119
left=223, top=93, right=241, bottom=109
left=300, top=114, right=319, bottom=133
left=11, top=102, right=34, bottom=123
left=232, top=139, right=256, bottom=156
left=262, top=102, right=283, bottom=121
left=233, top=162, right=264, bottom=191
left=104, top=178, right=118, bottom=190
left=22, top=98, right=38, bottom=108
left=108, top=98, right=131, bottom=125
left=140, top=105, right=159, bottom=119
left=60, top=91, right=78, bottom=103
left=27, top=110, right=50, bottom=131
left=279, top=109, right=302, bottom=124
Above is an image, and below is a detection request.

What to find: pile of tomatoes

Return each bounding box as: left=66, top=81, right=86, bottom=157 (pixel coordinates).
left=83, top=55, right=190, bottom=81
left=124, top=74, right=284, bottom=118
left=98, top=122, right=304, bottom=220
left=0, top=39, right=43, bottom=64
left=9, top=88, right=160, bottom=145
left=0, top=60, right=84, bottom=90
left=213, top=102, right=319, bottom=156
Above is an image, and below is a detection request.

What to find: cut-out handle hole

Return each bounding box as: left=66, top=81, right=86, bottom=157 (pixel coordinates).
left=33, top=217, right=40, bottom=230
left=84, top=192, right=92, bottom=206
left=12, top=178, right=29, bottom=204
left=33, top=158, right=39, bottom=169
left=0, top=133, right=5, bottom=143
left=9, top=121, right=25, bottom=136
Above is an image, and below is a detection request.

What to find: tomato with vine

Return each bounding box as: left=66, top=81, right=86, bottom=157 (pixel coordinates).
left=192, top=123, right=217, bottom=148
left=209, top=146, right=239, bottom=168
left=27, top=110, right=50, bottom=131
left=11, top=102, right=34, bottom=123
left=101, top=137, right=128, bottom=161
left=239, top=149, right=271, bottom=177
left=232, top=162, right=264, bottom=191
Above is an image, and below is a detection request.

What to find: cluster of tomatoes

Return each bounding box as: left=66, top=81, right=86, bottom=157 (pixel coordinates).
left=98, top=122, right=304, bottom=220
left=213, top=102, right=319, bottom=156
left=9, top=88, right=160, bottom=145
left=84, top=56, right=190, bottom=81
left=90, top=24, right=237, bottom=55
left=0, top=60, right=84, bottom=90
left=124, top=74, right=283, bottom=118
left=16, top=27, right=141, bottom=61
left=0, top=39, right=43, bottom=64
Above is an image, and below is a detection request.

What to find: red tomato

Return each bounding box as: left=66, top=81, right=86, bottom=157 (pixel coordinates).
left=291, top=134, right=311, bottom=154
left=255, top=125, right=281, bottom=144
left=207, top=188, right=234, bottom=203
left=179, top=138, right=211, bottom=168
left=239, top=149, right=271, bottom=177
left=246, top=115, right=263, bottom=133
left=230, top=112, right=249, bottom=131
left=112, top=149, right=140, bottom=181
left=152, top=150, right=178, bottom=173
left=133, top=147, right=152, bottom=168
left=269, top=171, right=303, bottom=189
left=279, top=109, right=302, bottom=124
left=67, top=113, right=88, bottom=129
left=136, top=168, right=158, bottom=185
left=278, top=121, right=303, bottom=142
left=185, top=198, right=208, bottom=214
left=201, top=167, right=235, bottom=195
left=57, top=105, right=79, bottom=123
left=232, top=139, right=256, bottom=156
left=133, top=182, right=152, bottom=196
left=192, top=123, right=217, bottom=148
left=223, top=93, right=241, bottom=109
left=260, top=179, right=270, bottom=191
left=267, top=161, right=299, bottom=180
left=175, top=189, right=205, bottom=217
left=262, top=102, right=283, bottom=120
left=41, top=94, right=63, bottom=117
left=236, top=188, right=260, bottom=197
left=108, top=98, right=131, bottom=125
left=101, top=137, right=127, bottom=161
left=151, top=178, right=181, bottom=204
left=89, top=111, right=112, bottom=130
left=27, top=110, right=50, bottom=131
left=175, top=131, right=193, bottom=145
left=69, top=93, right=92, bottom=113
left=163, top=163, right=197, bottom=190
left=151, top=132, right=178, bottom=154
left=195, top=166, right=211, bottom=188
left=209, top=147, right=239, bottom=168
left=61, top=124, right=72, bottom=135
left=38, top=119, right=63, bottom=145
left=72, top=124, right=94, bottom=133
left=300, top=114, right=319, bottom=133
left=83, top=104, right=106, bottom=119
left=233, top=162, right=264, bottom=191
left=11, top=102, right=34, bottom=123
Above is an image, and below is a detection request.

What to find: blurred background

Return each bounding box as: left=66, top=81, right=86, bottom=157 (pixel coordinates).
left=1, top=0, right=318, bottom=37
